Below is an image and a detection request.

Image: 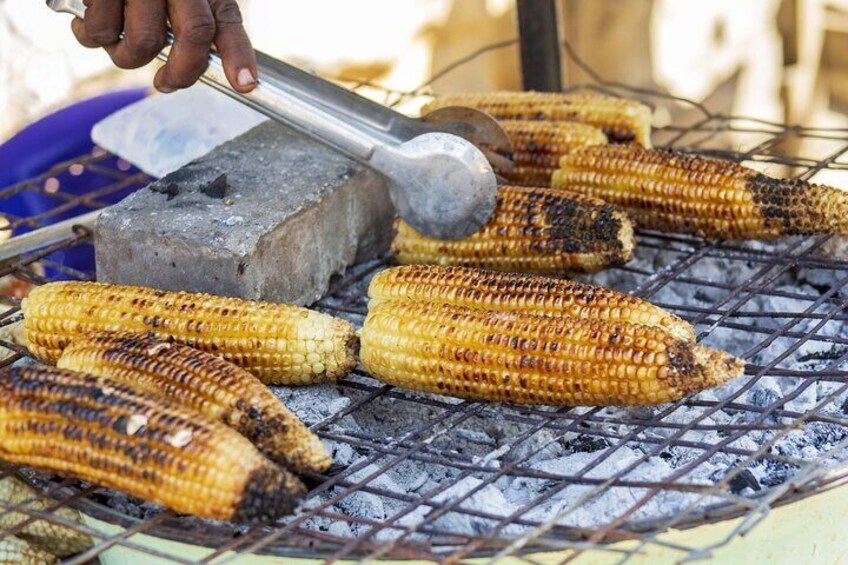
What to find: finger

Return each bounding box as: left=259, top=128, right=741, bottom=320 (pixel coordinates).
left=71, top=18, right=101, bottom=48
left=154, top=0, right=216, bottom=92
left=82, top=0, right=124, bottom=46
left=209, top=0, right=257, bottom=92
left=103, top=0, right=168, bottom=70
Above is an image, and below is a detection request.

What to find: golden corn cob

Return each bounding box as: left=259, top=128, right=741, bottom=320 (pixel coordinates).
left=424, top=91, right=652, bottom=147
left=0, top=536, right=56, bottom=565
left=20, top=281, right=358, bottom=385
left=554, top=145, right=848, bottom=239
left=0, top=366, right=306, bottom=523
left=496, top=121, right=608, bottom=186
left=0, top=477, right=92, bottom=557
left=392, top=185, right=635, bottom=275
left=368, top=265, right=695, bottom=342
left=360, top=301, right=743, bottom=406
left=57, top=332, right=331, bottom=475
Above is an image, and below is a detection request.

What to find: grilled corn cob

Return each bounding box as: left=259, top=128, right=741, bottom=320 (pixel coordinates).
left=554, top=145, right=848, bottom=239
left=392, top=185, right=635, bottom=275
left=360, top=301, right=743, bottom=406
left=57, top=332, right=331, bottom=475
left=20, top=281, right=358, bottom=385
left=0, top=536, right=56, bottom=565
left=496, top=121, right=608, bottom=186
left=0, top=365, right=306, bottom=523
left=424, top=91, right=652, bottom=147
left=0, top=477, right=92, bottom=557
left=368, top=266, right=695, bottom=342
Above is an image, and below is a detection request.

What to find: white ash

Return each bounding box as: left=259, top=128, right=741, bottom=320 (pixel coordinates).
left=269, top=239, right=848, bottom=545
left=221, top=215, right=245, bottom=227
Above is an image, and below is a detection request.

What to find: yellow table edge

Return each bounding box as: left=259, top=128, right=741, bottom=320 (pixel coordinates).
left=82, top=480, right=848, bottom=565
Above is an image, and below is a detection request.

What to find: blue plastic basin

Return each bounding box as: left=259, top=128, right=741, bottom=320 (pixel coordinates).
left=0, top=88, right=151, bottom=277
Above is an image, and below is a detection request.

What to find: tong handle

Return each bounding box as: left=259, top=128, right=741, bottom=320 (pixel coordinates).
left=254, top=52, right=426, bottom=143
left=47, top=0, right=85, bottom=17
left=47, top=0, right=425, bottom=144
left=47, top=0, right=398, bottom=163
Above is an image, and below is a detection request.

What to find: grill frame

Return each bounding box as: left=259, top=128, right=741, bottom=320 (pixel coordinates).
left=1, top=40, right=848, bottom=564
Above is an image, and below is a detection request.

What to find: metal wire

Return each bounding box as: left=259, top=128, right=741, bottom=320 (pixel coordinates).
left=1, top=39, right=848, bottom=565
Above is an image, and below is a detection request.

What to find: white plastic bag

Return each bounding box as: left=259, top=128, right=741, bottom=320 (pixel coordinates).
left=91, top=84, right=267, bottom=178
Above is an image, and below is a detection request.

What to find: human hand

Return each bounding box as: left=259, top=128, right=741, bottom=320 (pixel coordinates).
left=71, top=0, right=257, bottom=94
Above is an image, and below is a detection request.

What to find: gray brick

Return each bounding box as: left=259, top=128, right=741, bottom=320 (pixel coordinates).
left=96, top=122, right=394, bottom=305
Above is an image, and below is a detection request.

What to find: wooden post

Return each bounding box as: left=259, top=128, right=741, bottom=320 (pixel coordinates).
left=516, top=0, right=563, bottom=91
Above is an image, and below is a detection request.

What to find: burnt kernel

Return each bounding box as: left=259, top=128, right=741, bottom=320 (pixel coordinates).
left=234, top=466, right=305, bottom=524
left=519, top=356, right=536, bottom=369
left=664, top=341, right=706, bottom=395
left=745, top=173, right=848, bottom=237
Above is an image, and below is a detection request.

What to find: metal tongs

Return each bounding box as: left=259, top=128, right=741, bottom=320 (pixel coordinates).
left=42, top=0, right=511, bottom=243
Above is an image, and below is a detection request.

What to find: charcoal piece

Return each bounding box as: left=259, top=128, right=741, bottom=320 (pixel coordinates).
left=201, top=173, right=228, bottom=199
left=150, top=182, right=179, bottom=201
left=728, top=469, right=761, bottom=494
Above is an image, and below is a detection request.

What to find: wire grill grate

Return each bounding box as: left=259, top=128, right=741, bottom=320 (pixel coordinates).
left=1, top=40, right=848, bottom=564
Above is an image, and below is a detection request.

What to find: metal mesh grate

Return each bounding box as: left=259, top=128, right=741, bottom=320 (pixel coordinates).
left=1, top=40, right=848, bottom=564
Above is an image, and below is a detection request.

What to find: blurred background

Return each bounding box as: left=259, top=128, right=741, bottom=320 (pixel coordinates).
left=2, top=0, right=848, bottom=159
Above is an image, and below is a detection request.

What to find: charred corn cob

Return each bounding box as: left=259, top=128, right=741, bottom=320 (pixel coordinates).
left=368, top=266, right=695, bottom=342
left=392, top=185, right=635, bottom=275
left=0, top=536, right=55, bottom=565
left=360, top=301, right=743, bottom=406
left=495, top=121, right=607, bottom=186
left=424, top=91, right=652, bottom=147
left=0, top=477, right=92, bottom=557
left=0, top=366, right=306, bottom=523
left=554, top=145, right=848, bottom=239
left=57, top=332, right=331, bottom=475
left=20, top=281, right=358, bottom=385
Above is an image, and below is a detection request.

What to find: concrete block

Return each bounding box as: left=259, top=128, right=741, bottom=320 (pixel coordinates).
left=96, top=122, right=394, bottom=306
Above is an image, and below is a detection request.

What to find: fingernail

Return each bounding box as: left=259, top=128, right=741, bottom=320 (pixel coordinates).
left=157, top=84, right=176, bottom=94
left=237, top=68, right=257, bottom=88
